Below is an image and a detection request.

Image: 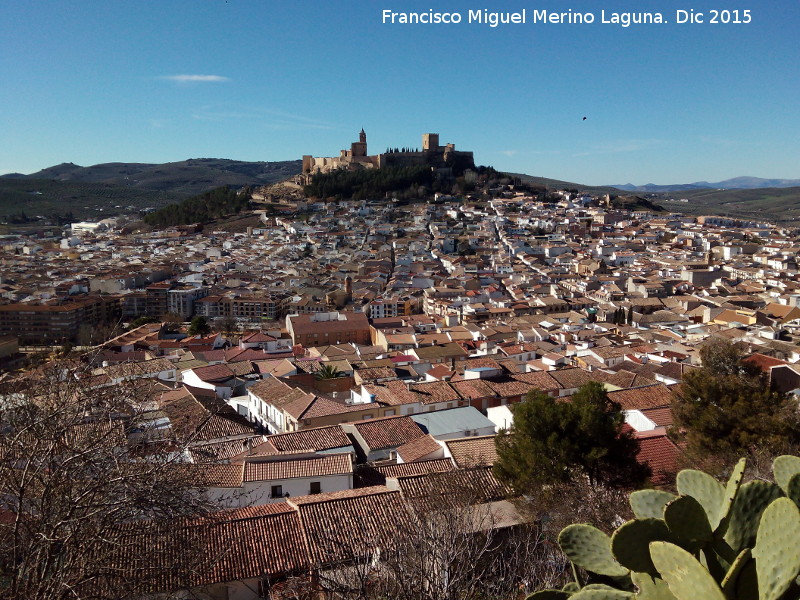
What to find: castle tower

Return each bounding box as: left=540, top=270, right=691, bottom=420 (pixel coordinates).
left=351, top=129, right=367, bottom=158
left=422, top=133, right=440, bottom=151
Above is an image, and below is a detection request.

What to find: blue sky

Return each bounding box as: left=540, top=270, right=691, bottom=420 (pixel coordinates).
left=1, top=0, right=798, bottom=185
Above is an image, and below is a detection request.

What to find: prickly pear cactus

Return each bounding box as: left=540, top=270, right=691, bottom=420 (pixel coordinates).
left=629, top=490, right=676, bottom=519
left=558, top=524, right=629, bottom=577
left=649, top=542, right=726, bottom=600
left=752, top=497, right=800, bottom=600
left=528, top=456, right=800, bottom=600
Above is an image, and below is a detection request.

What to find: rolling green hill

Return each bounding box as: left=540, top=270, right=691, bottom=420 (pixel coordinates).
left=656, top=187, right=800, bottom=223
left=0, top=159, right=302, bottom=222
left=4, top=157, right=800, bottom=226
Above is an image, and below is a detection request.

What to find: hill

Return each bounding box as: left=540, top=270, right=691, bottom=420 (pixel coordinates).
left=656, top=186, right=800, bottom=223
left=2, top=158, right=302, bottom=196
left=510, top=173, right=620, bottom=195
left=611, top=176, right=800, bottom=193
left=0, top=159, right=302, bottom=222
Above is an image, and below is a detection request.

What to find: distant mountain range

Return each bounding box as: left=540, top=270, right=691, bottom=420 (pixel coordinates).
left=609, top=177, right=800, bottom=193
left=1, top=158, right=302, bottom=197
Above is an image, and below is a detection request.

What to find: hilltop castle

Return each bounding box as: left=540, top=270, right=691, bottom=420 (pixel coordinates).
left=299, top=130, right=474, bottom=183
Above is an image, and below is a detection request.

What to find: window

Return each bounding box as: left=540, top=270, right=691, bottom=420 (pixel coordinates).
left=271, top=485, right=282, bottom=498
left=310, top=482, right=321, bottom=495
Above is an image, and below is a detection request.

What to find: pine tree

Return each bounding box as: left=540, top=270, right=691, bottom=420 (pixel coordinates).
left=494, top=382, right=648, bottom=493
left=672, top=338, right=800, bottom=461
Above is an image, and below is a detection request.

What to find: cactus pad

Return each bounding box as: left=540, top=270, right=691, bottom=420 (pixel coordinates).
left=631, top=572, right=678, bottom=600
left=664, top=495, right=713, bottom=547
left=630, top=489, right=677, bottom=519
left=559, top=524, right=629, bottom=577
left=787, top=472, right=800, bottom=509
left=611, top=518, right=672, bottom=574
left=773, top=455, right=800, bottom=494
left=649, top=541, right=726, bottom=600
left=752, top=497, right=800, bottom=600
left=720, top=548, right=750, bottom=596
left=717, top=457, right=747, bottom=528
left=676, top=468, right=725, bottom=529
left=723, top=480, right=783, bottom=552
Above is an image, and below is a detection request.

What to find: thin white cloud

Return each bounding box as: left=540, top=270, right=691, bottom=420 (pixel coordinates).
left=499, top=150, right=518, bottom=157
left=161, top=74, right=230, bottom=83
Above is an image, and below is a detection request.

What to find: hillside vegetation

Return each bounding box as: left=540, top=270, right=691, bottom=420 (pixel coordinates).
left=143, top=186, right=251, bottom=228
left=0, top=179, right=185, bottom=224
left=657, top=186, right=800, bottom=223
left=0, top=159, right=302, bottom=221
left=304, top=165, right=435, bottom=201
left=3, top=158, right=302, bottom=195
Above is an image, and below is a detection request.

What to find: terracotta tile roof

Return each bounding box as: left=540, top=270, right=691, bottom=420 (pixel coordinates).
left=383, top=380, right=420, bottom=405
left=226, top=361, right=257, bottom=377
left=157, top=386, right=255, bottom=443
left=511, top=371, right=562, bottom=391
left=393, top=467, right=510, bottom=505
left=288, top=486, right=407, bottom=565
left=407, top=380, right=463, bottom=405
left=190, top=363, right=235, bottom=382
left=354, top=366, right=396, bottom=381
left=244, top=453, right=352, bottom=482
left=635, top=429, right=681, bottom=486
left=241, top=331, right=277, bottom=343
left=289, top=312, right=370, bottom=335
left=109, top=504, right=310, bottom=593
left=295, top=359, right=324, bottom=374
left=445, top=435, right=499, bottom=468
left=300, top=397, right=380, bottom=420
left=460, top=357, right=508, bottom=372
left=249, top=377, right=318, bottom=420
left=425, top=364, right=455, bottom=380
left=189, top=436, right=270, bottom=463
left=641, top=406, right=674, bottom=427
left=450, top=378, right=497, bottom=400
left=361, top=383, right=402, bottom=406
left=190, top=463, right=244, bottom=488
left=412, top=343, right=469, bottom=360
left=608, top=384, right=673, bottom=411
left=266, top=425, right=352, bottom=453
left=281, top=391, right=318, bottom=420
left=352, top=415, right=425, bottom=451
left=743, top=352, right=789, bottom=373
left=396, top=434, right=442, bottom=463
left=484, top=376, right=534, bottom=398
left=375, top=458, right=456, bottom=479
left=547, top=367, right=596, bottom=389
left=248, top=376, right=295, bottom=402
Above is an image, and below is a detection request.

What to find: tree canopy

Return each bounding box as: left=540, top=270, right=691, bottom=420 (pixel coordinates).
left=0, top=364, right=214, bottom=598
left=494, top=382, right=648, bottom=494
left=303, top=165, right=434, bottom=201
left=671, top=338, right=800, bottom=461
left=188, top=315, right=211, bottom=337
left=143, top=186, right=250, bottom=228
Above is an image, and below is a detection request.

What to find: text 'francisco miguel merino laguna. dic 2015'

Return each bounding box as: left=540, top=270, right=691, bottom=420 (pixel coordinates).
left=382, top=9, right=713, bottom=28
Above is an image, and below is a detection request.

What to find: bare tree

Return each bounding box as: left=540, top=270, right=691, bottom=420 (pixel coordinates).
left=304, top=471, right=560, bottom=600
left=0, top=362, right=216, bottom=599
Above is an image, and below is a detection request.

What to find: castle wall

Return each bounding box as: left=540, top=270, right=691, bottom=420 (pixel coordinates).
left=301, top=131, right=473, bottom=181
